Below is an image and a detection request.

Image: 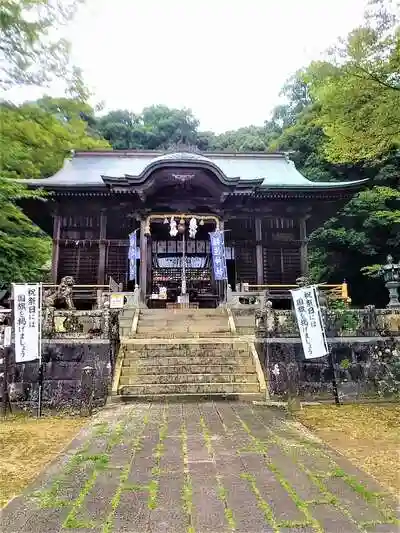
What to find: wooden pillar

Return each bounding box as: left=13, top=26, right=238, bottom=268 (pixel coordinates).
left=51, top=212, right=61, bottom=283
left=255, top=217, right=264, bottom=285
left=139, top=218, right=148, bottom=300
left=97, top=210, right=107, bottom=285
left=299, top=216, right=309, bottom=275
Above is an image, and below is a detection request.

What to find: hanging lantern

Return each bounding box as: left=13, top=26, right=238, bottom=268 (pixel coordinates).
left=163, top=217, right=168, bottom=224
left=199, top=218, right=204, bottom=226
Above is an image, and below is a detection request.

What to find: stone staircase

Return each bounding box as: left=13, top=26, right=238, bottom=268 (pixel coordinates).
left=112, top=308, right=265, bottom=400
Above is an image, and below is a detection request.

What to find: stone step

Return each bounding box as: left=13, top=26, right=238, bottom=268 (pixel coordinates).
left=125, top=341, right=250, bottom=351
left=118, top=382, right=260, bottom=395
left=121, top=363, right=255, bottom=374
left=123, top=355, right=253, bottom=367
left=140, top=309, right=227, bottom=317
left=112, top=392, right=263, bottom=402
left=137, top=319, right=230, bottom=329
left=136, top=324, right=230, bottom=334
left=124, top=347, right=250, bottom=356
left=119, top=373, right=258, bottom=385
left=133, top=331, right=233, bottom=339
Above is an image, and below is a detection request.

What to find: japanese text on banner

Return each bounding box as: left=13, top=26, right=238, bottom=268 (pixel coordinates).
left=290, top=286, right=328, bottom=359
left=13, top=284, right=40, bottom=363
left=209, top=231, right=228, bottom=281
left=128, top=231, right=137, bottom=281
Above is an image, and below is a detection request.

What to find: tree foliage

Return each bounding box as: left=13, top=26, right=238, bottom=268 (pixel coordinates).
left=0, top=178, right=50, bottom=285
left=293, top=0, right=400, bottom=304
left=0, top=98, right=109, bottom=286
left=0, top=0, right=84, bottom=88
left=0, top=100, right=109, bottom=180
left=0, top=0, right=95, bottom=287
left=305, top=0, right=400, bottom=163
left=96, top=105, right=200, bottom=150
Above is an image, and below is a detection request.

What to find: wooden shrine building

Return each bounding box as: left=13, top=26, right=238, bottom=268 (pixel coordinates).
left=21, top=149, right=366, bottom=306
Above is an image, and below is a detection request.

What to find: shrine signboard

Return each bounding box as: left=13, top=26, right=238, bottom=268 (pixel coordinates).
left=13, top=284, right=41, bottom=363
left=290, top=286, right=328, bottom=359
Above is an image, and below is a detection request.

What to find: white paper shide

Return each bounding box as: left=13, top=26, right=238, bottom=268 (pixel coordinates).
left=13, top=284, right=40, bottom=363
left=290, top=286, right=328, bottom=360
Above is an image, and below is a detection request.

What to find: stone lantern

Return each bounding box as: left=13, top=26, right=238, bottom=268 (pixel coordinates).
left=379, top=255, right=400, bottom=309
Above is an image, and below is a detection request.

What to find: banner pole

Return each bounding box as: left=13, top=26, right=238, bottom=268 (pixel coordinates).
left=1, top=310, right=12, bottom=417
left=329, top=351, right=340, bottom=406
left=37, top=283, right=43, bottom=418
left=314, top=286, right=340, bottom=406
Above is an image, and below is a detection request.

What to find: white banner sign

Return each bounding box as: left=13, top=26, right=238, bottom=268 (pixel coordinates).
left=13, top=284, right=40, bottom=363
left=290, top=286, right=328, bottom=359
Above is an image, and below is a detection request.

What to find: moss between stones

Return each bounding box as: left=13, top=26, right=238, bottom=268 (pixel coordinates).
left=233, top=408, right=322, bottom=532
left=180, top=422, right=195, bottom=533
left=240, top=472, right=280, bottom=533
left=247, top=406, right=400, bottom=530
left=102, top=411, right=151, bottom=533
left=31, top=424, right=111, bottom=511
left=147, top=404, right=168, bottom=510
left=199, top=415, right=236, bottom=531
left=63, top=455, right=109, bottom=529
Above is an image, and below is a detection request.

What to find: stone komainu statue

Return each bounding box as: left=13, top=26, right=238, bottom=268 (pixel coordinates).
left=44, top=276, right=75, bottom=309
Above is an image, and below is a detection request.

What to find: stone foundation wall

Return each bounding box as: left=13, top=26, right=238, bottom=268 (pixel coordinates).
left=258, top=339, right=400, bottom=401
left=3, top=341, right=117, bottom=411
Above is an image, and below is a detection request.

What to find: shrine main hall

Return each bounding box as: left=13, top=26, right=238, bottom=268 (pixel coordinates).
left=22, top=149, right=366, bottom=306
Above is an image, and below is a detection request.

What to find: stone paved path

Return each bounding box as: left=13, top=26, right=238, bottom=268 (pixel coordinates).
left=1, top=403, right=399, bottom=533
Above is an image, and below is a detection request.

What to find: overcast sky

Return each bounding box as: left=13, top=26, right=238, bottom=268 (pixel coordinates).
left=7, top=0, right=369, bottom=132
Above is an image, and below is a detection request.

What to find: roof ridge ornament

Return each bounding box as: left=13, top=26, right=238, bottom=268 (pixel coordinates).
left=165, top=142, right=202, bottom=154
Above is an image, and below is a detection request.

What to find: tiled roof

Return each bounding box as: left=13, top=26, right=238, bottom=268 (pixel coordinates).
left=20, top=150, right=368, bottom=191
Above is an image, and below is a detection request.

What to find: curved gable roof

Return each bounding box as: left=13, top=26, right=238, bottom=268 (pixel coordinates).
left=18, top=149, right=368, bottom=192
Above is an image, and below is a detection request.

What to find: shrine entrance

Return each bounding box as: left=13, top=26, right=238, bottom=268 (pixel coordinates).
left=138, top=214, right=234, bottom=308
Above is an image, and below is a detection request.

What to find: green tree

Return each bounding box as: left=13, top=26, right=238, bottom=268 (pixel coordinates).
left=0, top=0, right=84, bottom=88
left=0, top=0, right=95, bottom=285
left=0, top=99, right=109, bottom=285
left=97, top=105, right=200, bottom=150
left=267, top=60, right=399, bottom=305
left=141, top=105, right=199, bottom=148
left=305, top=0, right=400, bottom=163
left=293, top=0, right=400, bottom=304
left=210, top=126, right=273, bottom=152
left=96, top=110, right=142, bottom=149
left=0, top=179, right=51, bottom=286
left=0, top=100, right=109, bottom=180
